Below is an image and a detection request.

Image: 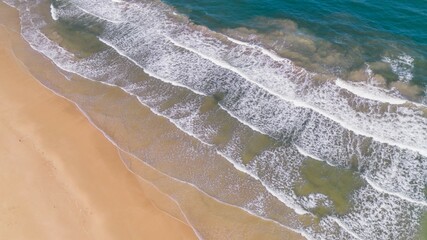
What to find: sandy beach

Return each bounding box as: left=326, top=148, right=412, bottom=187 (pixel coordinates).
left=1, top=0, right=425, bottom=238
left=0, top=3, right=308, bottom=239
left=0, top=24, right=197, bottom=240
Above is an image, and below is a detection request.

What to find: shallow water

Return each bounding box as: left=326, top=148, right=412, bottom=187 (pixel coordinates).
left=2, top=0, right=426, bottom=239
left=164, top=0, right=427, bottom=87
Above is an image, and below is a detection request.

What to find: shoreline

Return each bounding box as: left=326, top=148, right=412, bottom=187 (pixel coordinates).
left=1, top=0, right=425, bottom=239
left=0, top=23, right=198, bottom=239
left=0, top=3, right=303, bottom=239
left=0, top=3, right=305, bottom=239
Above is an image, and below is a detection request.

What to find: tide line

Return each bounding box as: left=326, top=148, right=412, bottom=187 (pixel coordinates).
left=98, top=36, right=315, bottom=217
left=226, top=34, right=425, bottom=108
left=75, top=5, right=122, bottom=24
left=98, top=36, right=379, bottom=239
left=335, top=79, right=407, bottom=105
left=101, top=35, right=427, bottom=208
left=226, top=36, right=285, bottom=62
left=98, top=37, right=207, bottom=97
left=18, top=5, right=373, bottom=238
left=164, top=34, right=427, bottom=157
left=294, top=142, right=427, bottom=207
left=365, top=178, right=427, bottom=207
left=330, top=217, right=363, bottom=240
left=10, top=30, right=314, bottom=239
left=105, top=32, right=427, bottom=216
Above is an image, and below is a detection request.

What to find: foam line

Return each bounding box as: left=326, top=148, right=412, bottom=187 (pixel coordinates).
left=50, top=4, right=58, bottom=21
left=1, top=0, right=15, bottom=8
left=365, top=178, right=427, bottom=207
left=75, top=5, right=122, bottom=24
left=99, top=37, right=314, bottom=219
left=165, top=35, right=255, bottom=85
left=217, top=103, right=266, bottom=135
left=102, top=34, right=427, bottom=207
left=214, top=150, right=309, bottom=216
left=98, top=37, right=207, bottom=97
left=10, top=35, right=316, bottom=238
left=227, top=34, right=424, bottom=108
left=295, top=142, right=427, bottom=206
left=335, top=79, right=407, bottom=105
left=294, top=144, right=326, bottom=162
left=338, top=79, right=427, bottom=107
left=166, top=35, right=427, bottom=157
left=296, top=142, right=427, bottom=207
left=330, top=217, right=363, bottom=240
left=99, top=36, right=325, bottom=221
left=11, top=1, right=425, bottom=237
left=136, top=96, right=310, bottom=216
left=226, top=36, right=285, bottom=62
left=18, top=40, right=313, bottom=237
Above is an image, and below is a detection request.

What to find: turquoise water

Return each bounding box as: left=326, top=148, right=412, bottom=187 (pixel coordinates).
left=164, top=0, right=427, bottom=86
left=5, top=0, right=427, bottom=238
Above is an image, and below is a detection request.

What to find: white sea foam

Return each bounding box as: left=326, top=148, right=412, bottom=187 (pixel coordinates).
left=167, top=28, right=427, bottom=156
left=382, top=53, right=415, bottom=83
left=115, top=33, right=334, bottom=218
left=330, top=217, right=363, bottom=240
left=50, top=4, right=58, bottom=21
left=166, top=31, right=427, bottom=158
left=365, top=178, right=427, bottom=207
left=28, top=40, right=314, bottom=239
left=92, top=1, right=426, bottom=236
left=294, top=144, right=339, bottom=165
left=99, top=36, right=312, bottom=217
left=335, top=79, right=407, bottom=105
left=17, top=11, right=318, bottom=235
left=8, top=0, right=427, bottom=238
left=30, top=72, right=298, bottom=240
left=98, top=38, right=207, bottom=97
left=0, top=2, right=328, bottom=240
left=217, top=104, right=265, bottom=134
left=296, top=142, right=427, bottom=206
left=215, top=150, right=309, bottom=216
left=1, top=0, right=15, bottom=8
left=75, top=5, right=122, bottom=24
left=98, top=26, right=354, bottom=239
left=226, top=36, right=285, bottom=62
left=130, top=94, right=316, bottom=238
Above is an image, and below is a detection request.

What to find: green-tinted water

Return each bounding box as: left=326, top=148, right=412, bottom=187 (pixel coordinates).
left=44, top=18, right=106, bottom=58
left=295, top=159, right=365, bottom=217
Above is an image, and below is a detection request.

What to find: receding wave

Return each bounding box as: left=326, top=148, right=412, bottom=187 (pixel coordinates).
left=4, top=0, right=426, bottom=239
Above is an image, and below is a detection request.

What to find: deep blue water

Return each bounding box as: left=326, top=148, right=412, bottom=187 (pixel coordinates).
left=163, top=0, right=427, bottom=86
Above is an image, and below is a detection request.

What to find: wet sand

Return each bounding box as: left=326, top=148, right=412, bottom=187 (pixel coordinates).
left=0, top=24, right=197, bottom=240
left=0, top=2, right=308, bottom=239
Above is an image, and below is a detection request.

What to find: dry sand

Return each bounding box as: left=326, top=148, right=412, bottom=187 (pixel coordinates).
left=0, top=24, right=197, bottom=240
left=0, top=3, right=307, bottom=239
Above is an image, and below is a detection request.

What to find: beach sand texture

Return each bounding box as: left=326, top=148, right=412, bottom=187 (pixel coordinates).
left=0, top=3, right=306, bottom=239
left=0, top=24, right=198, bottom=240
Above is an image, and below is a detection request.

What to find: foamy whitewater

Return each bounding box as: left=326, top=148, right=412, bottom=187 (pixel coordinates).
left=3, top=0, right=426, bottom=239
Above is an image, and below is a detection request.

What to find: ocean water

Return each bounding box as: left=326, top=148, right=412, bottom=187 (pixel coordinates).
left=165, top=0, right=427, bottom=88
left=1, top=0, right=426, bottom=239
